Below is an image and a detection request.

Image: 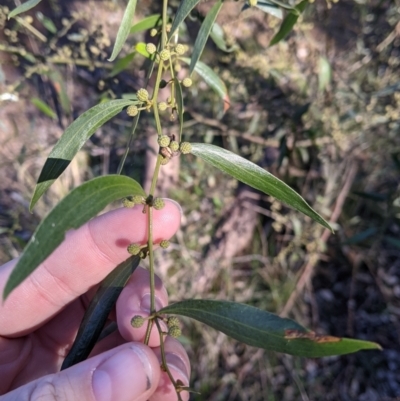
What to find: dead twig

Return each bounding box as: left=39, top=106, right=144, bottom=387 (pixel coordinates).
left=280, top=162, right=358, bottom=318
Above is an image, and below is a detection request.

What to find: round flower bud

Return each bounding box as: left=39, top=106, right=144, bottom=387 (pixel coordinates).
left=137, top=88, right=149, bottom=102
left=146, top=43, right=157, bottom=55
left=168, top=326, right=182, bottom=338
left=153, top=198, right=165, bottom=210
left=175, top=44, right=185, bottom=55
left=131, top=315, right=145, bottom=328
left=132, top=195, right=145, bottom=204
left=150, top=28, right=158, bottom=37
left=158, top=135, right=171, bottom=148
left=158, top=102, right=168, bottom=111
left=122, top=197, right=135, bottom=208
left=179, top=142, right=192, bottom=154
left=182, top=77, right=192, bottom=88
left=167, top=316, right=180, bottom=328
left=160, top=156, right=170, bottom=165
left=127, top=243, right=141, bottom=255
left=160, top=240, right=170, bottom=249
left=169, top=141, right=179, bottom=152
left=159, top=49, right=170, bottom=61
left=126, top=105, right=138, bottom=116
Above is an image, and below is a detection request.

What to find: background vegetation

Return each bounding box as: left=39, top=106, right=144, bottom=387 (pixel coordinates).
left=0, top=0, right=399, bottom=399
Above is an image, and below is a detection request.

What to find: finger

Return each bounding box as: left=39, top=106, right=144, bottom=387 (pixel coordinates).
left=2, top=343, right=160, bottom=401
left=116, top=268, right=168, bottom=347
left=150, top=337, right=191, bottom=401
left=0, top=200, right=182, bottom=336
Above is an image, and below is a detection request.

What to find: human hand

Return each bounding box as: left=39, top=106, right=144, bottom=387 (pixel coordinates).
left=0, top=200, right=190, bottom=401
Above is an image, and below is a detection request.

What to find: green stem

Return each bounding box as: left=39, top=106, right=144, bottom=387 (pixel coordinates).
left=155, top=319, right=184, bottom=401
left=149, top=155, right=163, bottom=196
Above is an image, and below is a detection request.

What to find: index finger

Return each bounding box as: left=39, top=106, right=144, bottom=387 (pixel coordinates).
left=0, top=200, right=181, bottom=336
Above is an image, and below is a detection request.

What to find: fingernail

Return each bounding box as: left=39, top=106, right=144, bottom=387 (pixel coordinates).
left=164, top=198, right=183, bottom=216
left=140, top=293, right=164, bottom=314
left=166, top=353, right=189, bottom=385
left=92, top=346, right=153, bottom=401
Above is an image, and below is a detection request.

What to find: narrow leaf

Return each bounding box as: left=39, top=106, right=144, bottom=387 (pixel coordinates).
left=169, top=0, right=201, bottom=40
left=31, top=97, right=57, bottom=119
left=190, top=0, right=223, bottom=75
left=210, top=23, right=239, bottom=52
left=109, top=52, right=136, bottom=78
left=8, top=0, right=42, bottom=19
left=160, top=300, right=381, bottom=357
left=174, top=77, right=184, bottom=142
left=135, top=42, right=151, bottom=58
left=343, top=227, right=378, bottom=245
left=61, top=256, right=140, bottom=370
left=3, top=175, right=145, bottom=299
left=255, top=2, right=283, bottom=19
left=269, top=0, right=308, bottom=46
left=191, top=143, right=331, bottom=230
left=181, top=58, right=230, bottom=112
left=318, top=56, right=331, bottom=92
left=108, top=0, right=138, bottom=61
left=36, top=11, right=57, bottom=33
left=130, top=14, right=161, bottom=34
left=30, top=99, right=135, bottom=210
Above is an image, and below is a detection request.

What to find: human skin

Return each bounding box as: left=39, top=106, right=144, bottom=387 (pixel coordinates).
left=0, top=200, right=190, bottom=401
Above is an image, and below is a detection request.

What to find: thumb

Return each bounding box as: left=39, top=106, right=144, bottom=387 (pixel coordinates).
left=3, top=343, right=160, bottom=401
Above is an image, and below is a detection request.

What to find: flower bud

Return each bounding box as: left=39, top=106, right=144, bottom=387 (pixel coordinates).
left=168, top=326, right=182, bottom=338
left=182, top=77, right=192, bottom=88
left=175, top=44, right=185, bottom=55
left=169, top=141, right=179, bottom=152
left=127, top=105, right=138, bottom=116
left=127, top=243, right=141, bottom=255
left=158, top=135, right=171, bottom=148
left=179, top=142, right=192, bottom=154
left=146, top=43, right=157, bottom=55
left=131, top=315, right=145, bottom=328
left=159, top=49, right=170, bottom=61
left=137, top=88, right=149, bottom=102
left=160, top=239, right=170, bottom=249
left=153, top=198, right=165, bottom=210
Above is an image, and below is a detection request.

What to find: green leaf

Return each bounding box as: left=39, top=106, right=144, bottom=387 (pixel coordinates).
left=36, top=11, right=57, bottom=33
left=265, top=0, right=296, bottom=11
left=47, top=69, right=71, bottom=116
left=318, top=56, right=331, bottom=92
left=385, top=236, right=400, bottom=250
left=31, top=97, right=57, bottom=119
left=135, top=42, right=151, bottom=58
left=191, top=143, right=331, bottom=230
left=108, top=0, right=138, bottom=61
left=30, top=99, right=136, bottom=210
left=3, top=175, right=145, bottom=299
left=169, top=0, right=201, bottom=40
left=343, top=227, right=378, bottom=245
left=269, top=0, right=308, bottom=46
left=8, top=0, right=42, bottom=19
left=210, top=22, right=238, bottom=52
left=190, top=0, right=223, bottom=75
left=160, top=300, right=381, bottom=357
left=255, top=1, right=283, bottom=19
left=130, top=14, right=161, bottom=34
left=109, top=52, right=136, bottom=78
left=61, top=255, right=140, bottom=369
left=174, top=77, right=184, bottom=142
left=181, top=58, right=230, bottom=112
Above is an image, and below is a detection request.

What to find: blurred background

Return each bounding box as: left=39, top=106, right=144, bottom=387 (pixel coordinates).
left=0, top=0, right=399, bottom=399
